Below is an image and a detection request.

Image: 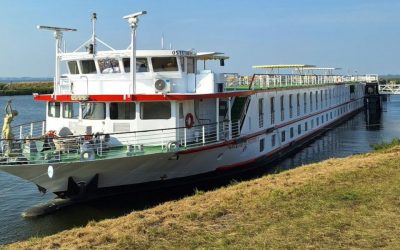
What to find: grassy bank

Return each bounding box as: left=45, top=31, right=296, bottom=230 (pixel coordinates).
left=5, top=146, right=400, bottom=249
left=0, top=82, right=53, bottom=95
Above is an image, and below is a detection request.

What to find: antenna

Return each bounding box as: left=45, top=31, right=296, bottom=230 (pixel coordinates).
left=91, top=13, right=97, bottom=54
left=37, top=26, right=77, bottom=32
left=37, top=25, right=77, bottom=94
left=161, top=33, right=164, bottom=50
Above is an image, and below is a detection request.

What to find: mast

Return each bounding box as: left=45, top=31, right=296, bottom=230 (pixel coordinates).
left=91, top=13, right=97, bottom=54
left=123, top=11, right=147, bottom=94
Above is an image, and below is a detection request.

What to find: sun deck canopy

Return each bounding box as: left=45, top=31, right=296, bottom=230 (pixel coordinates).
left=196, top=52, right=229, bottom=61
left=253, top=64, right=316, bottom=70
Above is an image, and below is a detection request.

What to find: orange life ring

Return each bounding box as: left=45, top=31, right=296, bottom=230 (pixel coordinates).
left=185, top=113, right=194, bottom=129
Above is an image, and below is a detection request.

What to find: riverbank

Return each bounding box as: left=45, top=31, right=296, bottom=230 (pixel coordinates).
left=5, top=144, right=400, bottom=249
left=0, top=82, right=53, bottom=95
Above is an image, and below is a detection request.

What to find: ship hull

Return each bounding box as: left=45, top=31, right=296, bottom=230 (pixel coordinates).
left=0, top=103, right=364, bottom=198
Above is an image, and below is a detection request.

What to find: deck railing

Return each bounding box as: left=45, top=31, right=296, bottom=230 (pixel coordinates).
left=11, top=120, right=46, bottom=140
left=225, top=74, right=375, bottom=90
left=0, top=120, right=240, bottom=166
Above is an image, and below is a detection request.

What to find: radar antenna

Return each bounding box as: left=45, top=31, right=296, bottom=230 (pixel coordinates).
left=37, top=25, right=77, bottom=94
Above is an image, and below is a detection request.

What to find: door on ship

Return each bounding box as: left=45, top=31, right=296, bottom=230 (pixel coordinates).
left=178, top=102, right=185, bottom=128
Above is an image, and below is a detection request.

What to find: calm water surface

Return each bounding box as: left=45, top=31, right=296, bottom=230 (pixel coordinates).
left=0, top=95, right=399, bottom=245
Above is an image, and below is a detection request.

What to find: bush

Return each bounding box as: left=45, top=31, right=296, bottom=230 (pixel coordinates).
left=372, top=138, right=400, bottom=151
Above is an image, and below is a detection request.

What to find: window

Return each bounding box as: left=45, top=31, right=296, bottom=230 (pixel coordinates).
left=180, top=57, right=185, bottom=72
left=296, top=93, right=300, bottom=116
left=272, top=134, right=276, bottom=147
left=151, top=57, right=179, bottom=72
left=280, top=95, right=285, bottom=121
left=289, top=94, right=293, bottom=119
left=260, top=138, right=265, bottom=152
left=317, top=117, right=320, bottom=126
left=326, top=114, right=328, bottom=121
left=320, top=90, right=323, bottom=109
left=303, top=93, right=307, bottom=114
left=281, top=131, right=286, bottom=142
left=270, top=97, right=275, bottom=125
left=48, top=102, right=60, bottom=118
left=187, top=57, right=195, bottom=74
left=315, top=91, right=318, bottom=110
left=322, top=115, right=324, bottom=124
left=310, top=92, right=313, bottom=112
left=325, top=90, right=328, bottom=106
left=311, top=119, right=314, bottom=129
left=62, top=103, right=79, bottom=119
left=140, top=102, right=171, bottom=119
left=259, top=98, right=264, bottom=128
left=123, top=58, right=149, bottom=73
left=81, top=60, right=97, bottom=74
left=98, top=58, right=120, bottom=74
left=179, top=103, right=184, bottom=119
left=68, top=61, right=79, bottom=74
left=82, top=102, right=106, bottom=120
left=110, top=103, right=136, bottom=120
left=305, top=122, right=308, bottom=131
left=298, top=124, right=302, bottom=135
left=290, top=127, right=294, bottom=138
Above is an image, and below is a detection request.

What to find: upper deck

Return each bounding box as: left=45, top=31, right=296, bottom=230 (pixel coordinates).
left=54, top=49, right=230, bottom=97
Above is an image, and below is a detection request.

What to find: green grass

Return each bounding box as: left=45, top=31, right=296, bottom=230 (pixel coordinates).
left=5, top=145, right=400, bottom=249
left=0, top=82, right=53, bottom=96
left=372, top=137, right=400, bottom=151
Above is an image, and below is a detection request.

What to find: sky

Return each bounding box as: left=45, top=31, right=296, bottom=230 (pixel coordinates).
left=0, top=0, right=399, bottom=77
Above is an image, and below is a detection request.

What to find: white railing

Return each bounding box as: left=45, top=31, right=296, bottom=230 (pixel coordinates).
left=225, top=74, right=377, bottom=90
left=0, top=120, right=241, bottom=166
left=11, top=120, right=46, bottom=140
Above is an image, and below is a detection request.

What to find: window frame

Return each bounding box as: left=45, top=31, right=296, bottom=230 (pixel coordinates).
left=62, top=102, right=79, bottom=119
left=81, top=102, right=106, bottom=120
left=110, top=102, right=136, bottom=120
left=140, top=102, right=172, bottom=120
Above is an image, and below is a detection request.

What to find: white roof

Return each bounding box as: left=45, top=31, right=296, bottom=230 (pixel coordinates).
left=253, top=64, right=316, bottom=69
left=60, top=49, right=230, bottom=61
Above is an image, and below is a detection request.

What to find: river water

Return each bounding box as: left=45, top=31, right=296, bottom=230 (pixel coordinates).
left=0, top=95, right=399, bottom=245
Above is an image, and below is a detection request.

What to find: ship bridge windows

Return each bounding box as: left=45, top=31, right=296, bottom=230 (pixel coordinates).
left=152, top=57, right=179, bottom=72
left=67, top=61, right=79, bottom=75
left=48, top=102, right=60, bottom=118
left=82, top=102, right=106, bottom=120
left=62, top=103, right=79, bottom=119
left=187, top=57, right=195, bottom=74
left=110, top=102, right=136, bottom=120
left=140, top=102, right=171, bottom=120
left=122, top=58, right=149, bottom=73
left=98, top=58, right=120, bottom=74
left=81, top=60, right=97, bottom=74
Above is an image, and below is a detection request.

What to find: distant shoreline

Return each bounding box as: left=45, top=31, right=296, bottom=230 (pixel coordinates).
left=0, top=82, right=53, bottom=96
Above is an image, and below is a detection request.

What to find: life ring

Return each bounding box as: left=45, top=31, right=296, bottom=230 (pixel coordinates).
left=185, top=113, right=194, bottom=129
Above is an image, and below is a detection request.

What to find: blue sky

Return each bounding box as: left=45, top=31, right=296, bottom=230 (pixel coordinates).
left=0, top=0, right=399, bottom=77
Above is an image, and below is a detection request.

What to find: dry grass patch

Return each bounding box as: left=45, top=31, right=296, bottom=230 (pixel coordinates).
left=5, top=146, right=400, bottom=249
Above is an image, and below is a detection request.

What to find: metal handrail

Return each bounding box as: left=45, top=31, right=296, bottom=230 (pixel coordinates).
left=0, top=120, right=242, bottom=165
